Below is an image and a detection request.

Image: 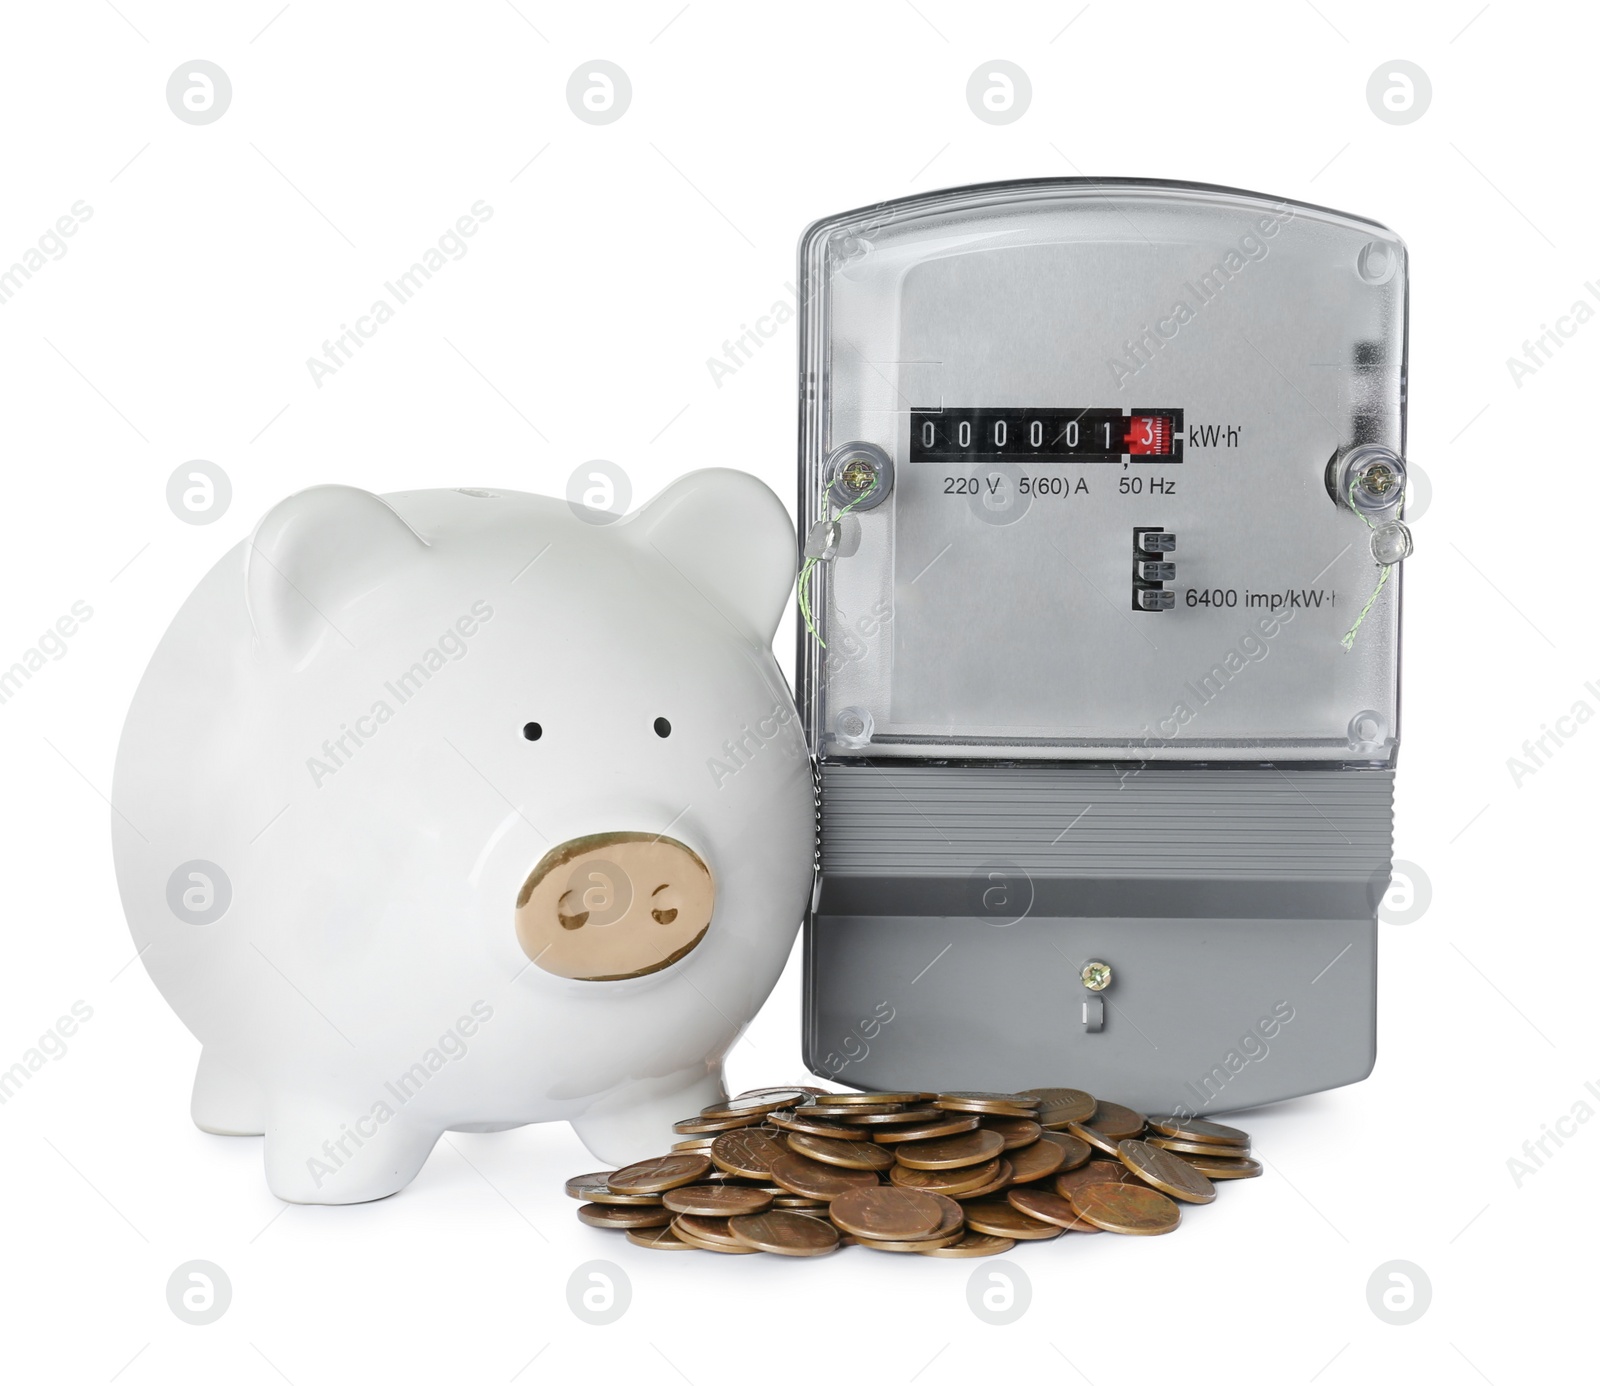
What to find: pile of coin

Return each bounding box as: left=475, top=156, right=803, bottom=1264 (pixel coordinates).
left=566, top=1085, right=1261, bottom=1256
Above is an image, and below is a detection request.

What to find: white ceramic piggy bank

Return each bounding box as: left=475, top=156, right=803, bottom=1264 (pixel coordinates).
left=112, top=470, right=812, bottom=1204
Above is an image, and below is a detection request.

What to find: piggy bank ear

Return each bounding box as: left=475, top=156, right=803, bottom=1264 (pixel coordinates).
left=245, top=485, right=427, bottom=666
left=629, top=469, right=796, bottom=644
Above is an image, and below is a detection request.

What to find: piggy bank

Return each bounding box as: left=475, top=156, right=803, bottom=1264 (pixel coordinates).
left=112, top=470, right=812, bottom=1204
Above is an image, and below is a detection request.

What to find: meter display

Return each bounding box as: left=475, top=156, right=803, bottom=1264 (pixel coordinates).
left=797, top=179, right=1410, bottom=1116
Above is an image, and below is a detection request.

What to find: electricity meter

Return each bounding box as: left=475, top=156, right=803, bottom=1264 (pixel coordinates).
left=797, top=178, right=1409, bottom=1115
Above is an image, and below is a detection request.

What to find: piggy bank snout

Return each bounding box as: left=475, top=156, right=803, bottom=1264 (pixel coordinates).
left=514, top=833, right=714, bottom=981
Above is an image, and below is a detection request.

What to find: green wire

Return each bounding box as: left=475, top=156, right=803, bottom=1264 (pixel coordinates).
left=1340, top=474, right=1398, bottom=652
left=798, top=475, right=878, bottom=648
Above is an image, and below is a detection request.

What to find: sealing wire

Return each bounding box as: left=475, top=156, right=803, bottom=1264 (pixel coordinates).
left=798, top=476, right=878, bottom=648
left=1340, top=475, right=1395, bottom=652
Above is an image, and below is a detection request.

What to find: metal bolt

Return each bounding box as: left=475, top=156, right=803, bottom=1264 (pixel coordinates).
left=1080, top=960, right=1112, bottom=992
left=1360, top=462, right=1398, bottom=498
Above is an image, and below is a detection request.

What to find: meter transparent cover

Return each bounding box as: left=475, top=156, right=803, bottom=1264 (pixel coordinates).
left=797, top=179, right=1407, bottom=764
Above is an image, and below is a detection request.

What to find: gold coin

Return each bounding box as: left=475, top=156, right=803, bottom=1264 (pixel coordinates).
left=1037, top=1131, right=1093, bottom=1171
left=835, top=1106, right=946, bottom=1125
left=1069, top=1182, right=1181, bottom=1235
left=1145, top=1114, right=1249, bottom=1147
left=786, top=1132, right=895, bottom=1170
left=671, top=1112, right=765, bottom=1135
left=768, top=1152, right=881, bottom=1201
left=979, top=1116, right=1043, bottom=1149
left=1019, top=1087, right=1097, bottom=1125
left=728, top=1209, right=841, bottom=1256
left=1147, top=1135, right=1251, bottom=1157
left=699, top=1089, right=816, bottom=1121
left=766, top=1109, right=873, bottom=1140
left=709, top=1129, right=792, bottom=1179
left=564, top=1172, right=662, bottom=1205
left=891, top=1156, right=1002, bottom=1197
left=1178, top=1152, right=1263, bottom=1180
left=854, top=1195, right=965, bottom=1251
left=960, top=1199, right=1063, bottom=1241
left=606, top=1154, right=712, bottom=1195
left=1004, top=1137, right=1068, bottom=1184
left=813, top=1091, right=933, bottom=1105
left=1056, top=1160, right=1136, bottom=1203
left=626, top=1224, right=698, bottom=1250
left=671, top=1215, right=762, bottom=1253
left=952, top=1158, right=1013, bottom=1201
left=577, top=1202, right=674, bottom=1229
left=872, top=1114, right=981, bottom=1144
left=662, top=1184, right=775, bottom=1216
left=828, top=1186, right=945, bottom=1240
left=1117, top=1140, right=1217, bottom=1205
left=918, top=1231, right=1018, bottom=1258
left=894, top=1129, right=1007, bottom=1170
left=1005, top=1185, right=1098, bottom=1230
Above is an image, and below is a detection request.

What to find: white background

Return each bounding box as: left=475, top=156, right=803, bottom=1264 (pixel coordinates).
left=1, top=1, right=1594, bottom=1381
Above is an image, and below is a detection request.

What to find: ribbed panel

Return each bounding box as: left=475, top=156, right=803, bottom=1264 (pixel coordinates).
left=819, top=765, right=1393, bottom=880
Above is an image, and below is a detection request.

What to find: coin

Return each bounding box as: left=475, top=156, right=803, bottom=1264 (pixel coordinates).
left=1117, top=1140, right=1217, bottom=1205
left=1004, top=1137, right=1068, bottom=1184
left=766, top=1109, right=874, bottom=1140
left=768, top=1152, right=882, bottom=1201
left=814, top=1091, right=933, bottom=1105
left=662, top=1184, right=775, bottom=1216
left=1084, top=1101, right=1145, bottom=1139
left=829, top=1187, right=945, bottom=1240
left=1069, top=1182, right=1181, bottom=1235
left=794, top=1103, right=908, bottom=1118
left=1147, top=1135, right=1251, bottom=1157
left=700, top=1089, right=815, bottom=1120
left=1178, top=1152, right=1263, bottom=1180
left=626, top=1224, right=698, bottom=1250
left=1006, top=1185, right=1099, bottom=1230
left=773, top=1194, right=830, bottom=1208
left=1037, top=1131, right=1093, bottom=1171
left=918, top=1231, right=1018, bottom=1258
left=952, top=1158, right=1013, bottom=1201
left=979, top=1116, right=1043, bottom=1149
left=961, top=1199, right=1063, bottom=1241
left=737, top=1084, right=830, bottom=1099
left=577, top=1202, right=674, bottom=1229
left=670, top=1136, right=719, bottom=1152
left=894, top=1129, right=1007, bottom=1170
left=564, top=1172, right=662, bottom=1205
left=890, top=1156, right=1003, bottom=1197
left=672, top=1112, right=765, bottom=1135
left=607, top=1154, right=712, bottom=1195
left=786, top=1132, right=895, bottom=1170
left=726, top=1209, right=842, bottom=1256
left=1146, top=1114, right=1249, bottom=1147
left=1020, top=1087, right=1096, bottom=1125
left=936, top=1092, right=1040, bottom=1116
left=709, top=1129, right=792, bottom=1179
left=835, top=1106, right=946, bottom=1125
left=871, top=1114, right=980, bottom=1144
left=672, top=1215, right=761, bottom=1253
left=1056, top=1160, right=1136, bottom=1203
left=854, top=1194, right=964, bottom=1251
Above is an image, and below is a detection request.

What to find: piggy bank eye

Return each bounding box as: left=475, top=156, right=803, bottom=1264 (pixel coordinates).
left=523, top=722, right=543, bottom=741
left=653, top=717, right=671, bottom=738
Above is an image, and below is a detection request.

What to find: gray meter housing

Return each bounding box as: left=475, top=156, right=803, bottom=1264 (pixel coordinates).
left=797, top=178, right=1408, bottom=1116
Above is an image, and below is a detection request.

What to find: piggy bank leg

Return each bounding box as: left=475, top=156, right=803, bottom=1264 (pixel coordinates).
left=263, top=1095, right=441, bottom=1205
left=191, top=1048, right=266, bottom=1136
left=569, top=1067, right=727, bottom=1166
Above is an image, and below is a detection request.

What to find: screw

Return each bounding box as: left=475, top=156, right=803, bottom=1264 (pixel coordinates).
left=1360, top=462, right=1397, bottom=497
left=841, top=458, right=877, bottom=495
left=1080, top=960, right=1112, bottom=992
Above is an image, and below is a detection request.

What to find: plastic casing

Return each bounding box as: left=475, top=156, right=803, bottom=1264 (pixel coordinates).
left=797, top=178, right=1407, bottom=767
